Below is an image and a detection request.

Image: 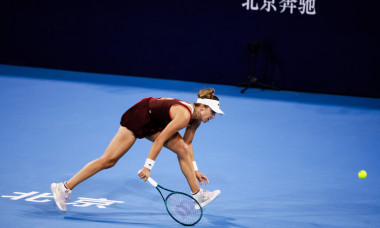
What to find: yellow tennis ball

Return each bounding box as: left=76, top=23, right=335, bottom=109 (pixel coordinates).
left=358, top=170, right=367, bottom=179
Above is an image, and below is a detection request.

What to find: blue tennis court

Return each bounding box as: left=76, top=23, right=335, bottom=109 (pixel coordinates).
left=1, top=64, right=379, bottom=228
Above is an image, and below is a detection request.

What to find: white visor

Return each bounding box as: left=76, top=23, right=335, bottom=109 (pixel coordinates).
left=196, top=98, right=224, bottom=115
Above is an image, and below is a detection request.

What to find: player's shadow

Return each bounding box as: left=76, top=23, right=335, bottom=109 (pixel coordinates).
left=25, top=204, right=168, bottom=227
left=64, top=211, right=168, bottom=226
left=24, top=203, right=249, bottom=227
left=204, top=214, right=250, bottom=228
left=65, top=211, right=249, bottom=228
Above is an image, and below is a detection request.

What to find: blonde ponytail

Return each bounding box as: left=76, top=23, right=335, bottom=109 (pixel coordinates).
left=198, top=88, right=219, bottom=101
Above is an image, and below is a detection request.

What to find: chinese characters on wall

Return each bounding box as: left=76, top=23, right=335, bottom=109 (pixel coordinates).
left=242, top=0, right=316, bottom=15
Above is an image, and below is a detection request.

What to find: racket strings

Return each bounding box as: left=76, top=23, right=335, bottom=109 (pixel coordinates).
left=166, top=193, right=201, bottom=225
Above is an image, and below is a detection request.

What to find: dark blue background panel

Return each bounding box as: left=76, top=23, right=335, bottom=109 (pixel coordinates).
left=1, top=1, right=379, bottom=97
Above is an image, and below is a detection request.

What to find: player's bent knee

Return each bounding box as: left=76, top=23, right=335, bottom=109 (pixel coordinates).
left=175, top=143, right=190, bottom=159
left=98, top=157, right=118, bottom=169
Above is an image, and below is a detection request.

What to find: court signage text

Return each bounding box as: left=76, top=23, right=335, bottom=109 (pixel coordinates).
left=1, top=191, right=124, bottom=209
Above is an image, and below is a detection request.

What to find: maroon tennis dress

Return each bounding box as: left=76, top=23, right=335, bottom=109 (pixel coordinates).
left=120, top=97, right=194, bottom=138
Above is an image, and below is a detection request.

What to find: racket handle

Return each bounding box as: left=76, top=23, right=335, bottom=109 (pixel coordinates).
left=147, top=177, right=158, bottom=187
left=138, top=170, right=158, bottom=187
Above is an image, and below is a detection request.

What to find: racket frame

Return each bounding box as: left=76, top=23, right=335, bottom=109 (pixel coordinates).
left=147, top=177, right=203, bottom=226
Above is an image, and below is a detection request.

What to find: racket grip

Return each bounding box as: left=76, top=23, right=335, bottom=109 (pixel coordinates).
left=138, top=170, right=158, bottom=187
left=147, top=177, right=158, bottom=187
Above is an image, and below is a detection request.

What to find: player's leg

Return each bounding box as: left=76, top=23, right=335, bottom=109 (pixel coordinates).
left=147, top=132, right=199, bottom=192
left=147, top=132, right=220, bottom=207
left=51, top=126, right=136, bottom=211
left=66, top=126, right=136, bottom=189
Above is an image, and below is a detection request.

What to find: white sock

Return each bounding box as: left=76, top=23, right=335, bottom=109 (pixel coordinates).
left=192, top=189, right=202, bottom=196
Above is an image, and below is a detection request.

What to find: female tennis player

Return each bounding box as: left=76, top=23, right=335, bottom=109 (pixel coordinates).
left=51, top=88, right=223, bottom=211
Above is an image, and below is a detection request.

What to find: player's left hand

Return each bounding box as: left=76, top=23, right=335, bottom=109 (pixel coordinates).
left=195, top=170, right=209, bottom=185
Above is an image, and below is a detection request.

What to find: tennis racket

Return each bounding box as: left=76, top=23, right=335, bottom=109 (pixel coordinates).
left=139, top=173, right=203, bottom=226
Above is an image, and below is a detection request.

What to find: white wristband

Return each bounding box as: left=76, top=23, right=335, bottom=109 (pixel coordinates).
left=144, top=158, right=155, bottom=170
left=192, top=161, right=199, bottom=171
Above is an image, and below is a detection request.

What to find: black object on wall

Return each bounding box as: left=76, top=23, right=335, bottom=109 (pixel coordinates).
left=1, top=1, right=379, bottom=97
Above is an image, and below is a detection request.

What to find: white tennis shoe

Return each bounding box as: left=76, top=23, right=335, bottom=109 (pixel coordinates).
left=51, top=182, right=71, bottom=211
left=193, top=188, right=221, bottom=209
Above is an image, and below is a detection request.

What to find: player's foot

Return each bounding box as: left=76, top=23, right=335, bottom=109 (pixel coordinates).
left=51, top=182, right=71, bottom=211
left=193, top=188, right=221, bottom=209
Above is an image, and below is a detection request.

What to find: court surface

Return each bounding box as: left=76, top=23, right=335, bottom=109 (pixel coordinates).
left=1, top=64, right=379, bottom=228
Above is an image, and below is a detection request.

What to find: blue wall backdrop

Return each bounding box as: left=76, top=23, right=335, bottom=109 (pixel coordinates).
left=1, top=1, right=379, bottom=97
